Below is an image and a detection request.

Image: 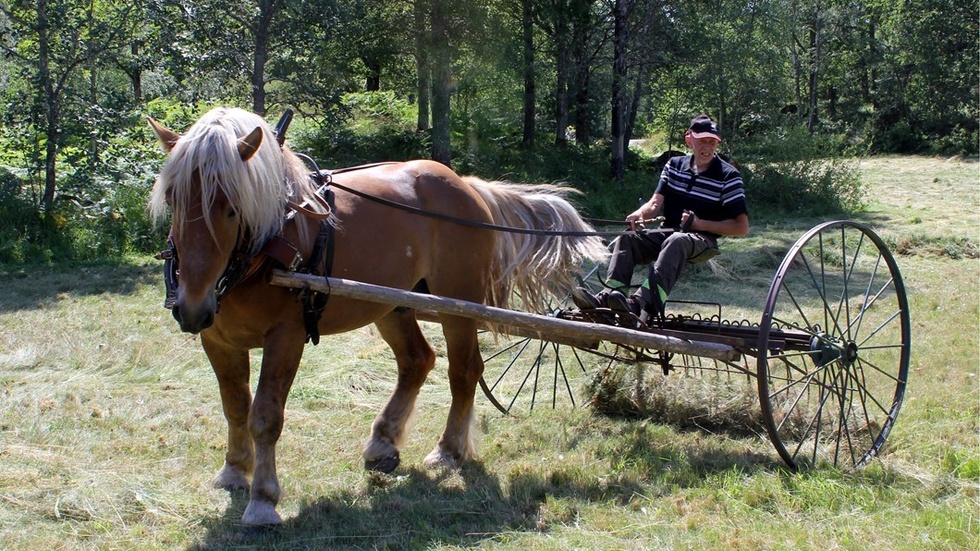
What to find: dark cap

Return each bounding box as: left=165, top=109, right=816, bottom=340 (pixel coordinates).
left=688, top=114, right=722, bottom=141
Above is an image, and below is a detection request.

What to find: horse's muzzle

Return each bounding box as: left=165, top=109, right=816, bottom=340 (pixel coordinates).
left=172, top=293, right=217, bottom=334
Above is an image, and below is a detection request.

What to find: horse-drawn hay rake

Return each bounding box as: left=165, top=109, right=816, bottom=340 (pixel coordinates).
left=150, top=107, right=909, bottom=525
left=273, top=219, right=910, bottom=472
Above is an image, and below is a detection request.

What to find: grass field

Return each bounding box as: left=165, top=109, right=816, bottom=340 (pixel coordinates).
left=0, top=156, right=977, bottom=550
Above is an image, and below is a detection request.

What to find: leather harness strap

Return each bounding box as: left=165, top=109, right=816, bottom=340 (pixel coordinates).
left=299, top=188, right=336, bottom=345
left=260, top=235, right=304, bottom=272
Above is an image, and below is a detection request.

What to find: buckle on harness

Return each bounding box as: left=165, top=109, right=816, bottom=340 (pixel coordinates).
left=287, top=250, right=303, bottom=271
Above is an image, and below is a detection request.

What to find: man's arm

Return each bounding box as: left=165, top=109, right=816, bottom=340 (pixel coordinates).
left=688, top=212, right=750, bottom=237
left=626, top=193, right=665, bottom=230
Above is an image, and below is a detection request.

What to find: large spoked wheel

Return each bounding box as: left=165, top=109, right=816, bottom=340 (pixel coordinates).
left=757, top=221, right=910, bottom=470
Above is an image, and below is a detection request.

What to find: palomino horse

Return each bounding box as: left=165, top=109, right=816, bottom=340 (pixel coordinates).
left=147, top=107, right=607, bottom=526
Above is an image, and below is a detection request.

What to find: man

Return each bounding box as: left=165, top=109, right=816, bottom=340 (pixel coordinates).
left=573, top=114, right=749, bottom=323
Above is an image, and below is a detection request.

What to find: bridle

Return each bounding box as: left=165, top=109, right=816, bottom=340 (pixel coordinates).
left=155, top=176, right=328, bottom=310
left=155, top=110, right=330, bottom=311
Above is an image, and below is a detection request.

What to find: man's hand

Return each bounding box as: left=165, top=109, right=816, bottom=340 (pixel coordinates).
left=680, top=210, right=695, bottom=232
left=626, top=212, right=645, bottom=231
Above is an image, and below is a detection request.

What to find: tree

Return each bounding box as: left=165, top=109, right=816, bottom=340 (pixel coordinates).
left=0, top=0, right=138, bottom=215
left=429, top=0, right=452, bottom=164
left=520, top=0, right=536, bottom=146
left=532, top=0, right=578, bottom=146
left=415, top=0, right=432, bottom=131
left=610, top=0, right=629, bottom=180
left=869, top=0, right=979, bottom=152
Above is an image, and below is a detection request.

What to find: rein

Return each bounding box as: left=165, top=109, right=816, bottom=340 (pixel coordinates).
left=318, top=168, right=656, bottom=239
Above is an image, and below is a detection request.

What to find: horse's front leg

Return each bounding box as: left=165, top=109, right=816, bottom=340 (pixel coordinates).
left=424, top=317, right=482, bottom=468
left=241, top=329, right=306, bottom=527
left=201, top=334, right=253, bottom=491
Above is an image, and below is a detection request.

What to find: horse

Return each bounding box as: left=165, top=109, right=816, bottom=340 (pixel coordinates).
left=147, top=106, right=608, bottom=526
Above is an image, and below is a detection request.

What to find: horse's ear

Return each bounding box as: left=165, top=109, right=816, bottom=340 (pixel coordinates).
left=273, top=108, right=293, bottom=148
left=148, top=117, right=180, bottom=153
left=238, top=127, right=263, bottom=162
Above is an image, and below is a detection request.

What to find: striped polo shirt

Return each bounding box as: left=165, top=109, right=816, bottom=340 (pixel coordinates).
left=655, top=154, right=748, bottom=234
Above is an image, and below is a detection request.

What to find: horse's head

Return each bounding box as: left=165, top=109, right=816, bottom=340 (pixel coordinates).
left=148, top=107, right=292, bottom=334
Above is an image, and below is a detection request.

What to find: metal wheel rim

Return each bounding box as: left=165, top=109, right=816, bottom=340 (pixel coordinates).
left=757, top=220, right=911, bottom=470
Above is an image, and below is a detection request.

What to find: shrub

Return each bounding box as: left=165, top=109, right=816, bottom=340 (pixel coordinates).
left=746, top=158, right=864, bottom=217
left=0, top=167, right=39, bottom=264
left=341, top=91, right=416, bottom=134
left=736, top=123, right=866, bottom=217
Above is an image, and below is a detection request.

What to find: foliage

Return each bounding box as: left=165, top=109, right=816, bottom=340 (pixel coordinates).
left=340, top=91, right=418, bottom=134
left=865, top=0, right=979, bottom=155
left=0, top=167, right=41, bottom=264
left=296, top=91, right=431, bottom=166
left=0, top=100, right=178, bottom=264
left=735, top=123, right=865, bottom=217
left=0, top=0, right=976, bottom=261
left=744, top=159, right=864, bottom=217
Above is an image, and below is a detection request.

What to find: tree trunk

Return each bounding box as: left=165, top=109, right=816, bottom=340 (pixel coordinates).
left=129, top=42, right=142, bottom=103
left=36, top=0, right=58, bottom=213
left=572, top=13, right=590, bottom=145
left=610, top=0, right=628, bottom=181
left=89, top=54, right=100, bottom=166
left=363, top=58, right=381, bottom=91
left=521, top=0, right=535, bottom=147
left=430, top=1, right=452, bottom=165
left=864, top=17, right=876, bottom=105
left=807, top=3, right=821, bottom=133
left=414, top=0, right=431, bottom=131
left=43, top=106, right=58, bottom=214
left=251, top=0, right=278, bottom=116
left=553, top=27, right=570, bottom=146
left=625, top=0, right=651, bottom=145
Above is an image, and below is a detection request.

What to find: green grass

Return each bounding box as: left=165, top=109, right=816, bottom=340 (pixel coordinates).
left=0, top=156, right=977, bottom=549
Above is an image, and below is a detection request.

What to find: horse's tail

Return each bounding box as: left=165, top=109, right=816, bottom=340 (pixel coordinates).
left=462, top=177, right=610, bottom=312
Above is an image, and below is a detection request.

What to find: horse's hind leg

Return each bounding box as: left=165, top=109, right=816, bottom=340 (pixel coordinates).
left=364, top=309, right=436, bottom=473
left=201, top=335, right=253, bottom=490
left=424, top=316, right=482, bottom=468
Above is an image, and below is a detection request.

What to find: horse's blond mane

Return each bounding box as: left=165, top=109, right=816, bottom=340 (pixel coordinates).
left=149, top=107, right=324, bottom=253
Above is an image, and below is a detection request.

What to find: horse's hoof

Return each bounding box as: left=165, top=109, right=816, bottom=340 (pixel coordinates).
left=242, top=499, right=283, bottom=527
left=423, top=448, right=459, bottom=469
left=364, top=452, right=400, bottom=473
left=212, top=463, right=250, bottom=491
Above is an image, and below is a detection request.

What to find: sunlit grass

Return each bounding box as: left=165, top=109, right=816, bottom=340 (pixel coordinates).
left=0, top=156, right=977, bottom=549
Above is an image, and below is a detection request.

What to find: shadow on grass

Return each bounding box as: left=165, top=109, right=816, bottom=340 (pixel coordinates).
left=189, top=463, right=537, bottom=550
left=187, top=430, right=781, bottom=550
left=0, top=260, right=161, bottom=313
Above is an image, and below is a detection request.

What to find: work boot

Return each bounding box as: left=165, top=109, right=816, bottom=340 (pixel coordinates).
left=606, top=290, right=641, bottom=316
left=571, top=287, right=604, bottom=310
left=636, top=287, right=666, bottom=325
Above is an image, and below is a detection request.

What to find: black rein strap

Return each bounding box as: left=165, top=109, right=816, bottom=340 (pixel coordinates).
left=317, top=167, right=661, bottom=238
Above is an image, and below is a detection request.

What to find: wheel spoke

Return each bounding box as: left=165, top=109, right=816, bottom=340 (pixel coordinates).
left=486, top=337, right=533, bottom=393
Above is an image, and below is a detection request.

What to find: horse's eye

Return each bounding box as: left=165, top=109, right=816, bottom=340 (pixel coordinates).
left=228, top=208, right=238, bottom=219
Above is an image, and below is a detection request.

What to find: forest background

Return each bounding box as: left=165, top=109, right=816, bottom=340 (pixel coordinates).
left=0, top=0, right=977, bottom=264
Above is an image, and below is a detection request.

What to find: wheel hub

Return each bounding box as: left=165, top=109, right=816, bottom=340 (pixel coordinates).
left=809, top=331, right=859, bottom=366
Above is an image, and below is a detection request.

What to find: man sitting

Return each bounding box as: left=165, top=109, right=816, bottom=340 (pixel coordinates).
left=573, top=114, right=749, bottom=324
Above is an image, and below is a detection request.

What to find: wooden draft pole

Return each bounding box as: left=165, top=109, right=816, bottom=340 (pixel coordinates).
left=270, top=271, right=740, bottom=362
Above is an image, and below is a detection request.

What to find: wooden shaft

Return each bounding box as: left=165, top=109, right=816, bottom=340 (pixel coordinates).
left=270, top=271, right=740, bottom=362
